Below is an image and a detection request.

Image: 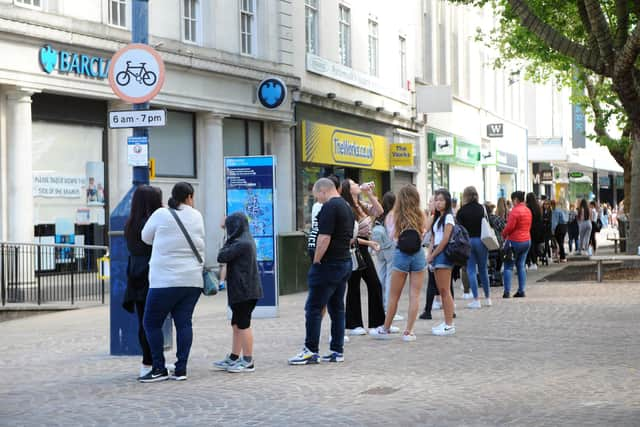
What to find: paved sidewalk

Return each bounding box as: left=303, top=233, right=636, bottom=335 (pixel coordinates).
left=1, top=243, right=639, bottom=426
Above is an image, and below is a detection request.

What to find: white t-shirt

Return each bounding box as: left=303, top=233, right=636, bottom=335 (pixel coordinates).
left=432, top=213, right=455, bottom=246
left=141, top=205, right=205, bottom=289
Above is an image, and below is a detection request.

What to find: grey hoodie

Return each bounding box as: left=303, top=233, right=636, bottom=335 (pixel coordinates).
left=217, top=212, right=263, bottom=305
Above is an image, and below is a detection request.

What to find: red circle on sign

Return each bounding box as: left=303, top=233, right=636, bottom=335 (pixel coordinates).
left=108, top=44, right=165, bottom=104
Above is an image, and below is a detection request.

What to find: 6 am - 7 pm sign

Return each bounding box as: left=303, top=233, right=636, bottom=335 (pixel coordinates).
left=108, top=109, right=166, bottom=128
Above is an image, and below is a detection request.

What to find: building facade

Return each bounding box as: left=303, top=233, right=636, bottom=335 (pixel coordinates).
left=0, top=0, right=299, bottom=264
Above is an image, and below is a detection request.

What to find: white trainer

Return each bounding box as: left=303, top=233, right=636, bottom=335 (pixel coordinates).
left=432, top=323, right=456, bottom=336
left=347, top=327, right=367, bottom=336
left=431, top=322, right=446, bottom=332
left=432, top=300, right=442, bottom=310
left=529, top=264, right=538, bottom=271
left=462, top=293, right=473, bottom=300
left=466, top=300, right=481, bottom=309
left=370, top=326, right=393, bottom=340
left=393, top=314, right=404, bottom=321
left=484, top=298, right=492, bottom=307
left=402, top=331, right=417, bottom=342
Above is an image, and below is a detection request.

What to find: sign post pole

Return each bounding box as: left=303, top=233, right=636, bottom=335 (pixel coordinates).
left=109, top=0, right=172, bottom=356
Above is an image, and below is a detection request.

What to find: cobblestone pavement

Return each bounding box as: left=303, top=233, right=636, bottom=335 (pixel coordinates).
left=1, top=247, right=639, bottom=426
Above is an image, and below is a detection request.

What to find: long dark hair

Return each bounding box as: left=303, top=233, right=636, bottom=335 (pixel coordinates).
left=579, top=199, right=590, bottom=220
left=124, top=185, right=162, bottom=242
left=168, top=182, right=194, bottom=209
left=378, top=191, right=396, bottom=223
left=340, top=179, right=365, bottom=219
left=433, top=188, right=453, bottom=230
left=526, top=192, right=542, bottom=222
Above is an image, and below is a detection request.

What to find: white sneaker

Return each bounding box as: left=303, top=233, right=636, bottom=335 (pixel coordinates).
left=431, top=322, right=446, bottom=332
left=529, top=264, right=538, bottom=271
left=389, top=325, right=400, bottom=333
left=393, top=314, right=404, bottom=321
left=432, top=323, right=456, bottom=336
left=370, top=326, right=393, bottom=340
left=139, top=364, right=152, bottom=378
left=466, top=300, right=481, bottom=309
left=347, top=327, right=367, bottom=336
left=432, top=300, right=442, bottom=310
left=165, top=363, right=175, bottom=374
left=402, top=331, right=417, bottom=342
left=462, top=293, right=473, bottom=300
left=484, top=298, right=492, bottom=307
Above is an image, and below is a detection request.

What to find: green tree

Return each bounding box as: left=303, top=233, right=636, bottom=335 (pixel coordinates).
left=454, top=0, right=640, bottom=253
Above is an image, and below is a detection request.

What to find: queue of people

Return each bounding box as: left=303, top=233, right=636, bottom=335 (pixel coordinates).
left=124, top=178, right=614, bottom=378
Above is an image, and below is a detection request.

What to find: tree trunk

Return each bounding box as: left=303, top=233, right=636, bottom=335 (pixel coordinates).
left=627, top=124, right=640, bottom=254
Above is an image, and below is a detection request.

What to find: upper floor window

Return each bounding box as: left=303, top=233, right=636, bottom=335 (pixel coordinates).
left=338, top=4, right=351, bottom=66
left=15, top=0, right=41, bottom=9
left=241, top=0, right=257, bottom=55
left=109, top=0, right=127, bottom=28
left=399, top=36, right=407, bottom=88
left=182, top=0, right=200, bottom=43
left=305, top=0, right=319, bottom=54
left=368, top=19, right=379, bottom=76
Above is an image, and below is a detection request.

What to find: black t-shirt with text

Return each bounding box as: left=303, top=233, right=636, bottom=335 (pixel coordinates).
left=316, top=196, right=355, bottom=261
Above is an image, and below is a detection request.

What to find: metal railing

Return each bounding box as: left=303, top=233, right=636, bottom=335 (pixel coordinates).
left=1, top=242, right=108, bottom=306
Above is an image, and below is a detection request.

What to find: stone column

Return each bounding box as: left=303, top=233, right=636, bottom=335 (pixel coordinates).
left=202, top=113, right=226, bottom=265
left=272, top=121, right=295, bottom=233
left=6, top=88, right=35, bottom=243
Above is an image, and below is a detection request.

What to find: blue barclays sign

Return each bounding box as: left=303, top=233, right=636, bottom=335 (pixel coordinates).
left=39, top=44, right=110, bottom=79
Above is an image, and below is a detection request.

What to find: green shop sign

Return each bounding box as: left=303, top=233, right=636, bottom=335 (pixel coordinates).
left=428, top=132, right=480, bottom=167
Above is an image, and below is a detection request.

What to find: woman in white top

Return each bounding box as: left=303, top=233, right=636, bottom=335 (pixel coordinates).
left=427, top=188, right=456, bottom=336
left=139, top=182, right=205, bottom=382
left=340, top=179, right=387, bottom=336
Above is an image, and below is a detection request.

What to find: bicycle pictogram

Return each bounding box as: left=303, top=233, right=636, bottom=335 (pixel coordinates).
left=115, top=61, right=157, bottom=87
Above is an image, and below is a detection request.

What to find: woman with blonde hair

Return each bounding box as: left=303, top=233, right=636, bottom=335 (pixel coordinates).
left=496, top=197, right=508, bottom=221
left=371, top=185, right=428, bottom=341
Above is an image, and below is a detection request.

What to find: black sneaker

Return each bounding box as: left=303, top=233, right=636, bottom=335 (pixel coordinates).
left=419, top=311, right=432, bottom=320
left=513, top=291, right=526, bottom=298
left=503, top=291, right=511, bottom=298
left=138, top=368, right=169, bottom=383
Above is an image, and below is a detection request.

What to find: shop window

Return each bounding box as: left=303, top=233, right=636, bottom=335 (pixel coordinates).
left=149, top=111, right=196, bottom=178
left=32, top=121, right=104, bottom=234
left=15, top=0, right=41, bottom=9
left=399, top=35, right=407, bottom=88
left=428, top=161, right=449, bottom=194
left=109, top=0, right=127, bottom=28
left=368, top=19, right=379, bottom=76
left=223, top=118, right=264, bottom=157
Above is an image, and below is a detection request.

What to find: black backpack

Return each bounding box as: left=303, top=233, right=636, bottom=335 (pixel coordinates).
left=397, top=229, right=422, bottom=254
left=445, top=223, right=471, bottom=266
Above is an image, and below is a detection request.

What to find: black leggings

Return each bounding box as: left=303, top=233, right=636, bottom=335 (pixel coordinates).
left=423, top=270, right=455, bottom=314
left=554, top=224, right=567, bottom=260
left=136, top=300, right=153, bottom=366
left=346, top=244, right=386, bottom=329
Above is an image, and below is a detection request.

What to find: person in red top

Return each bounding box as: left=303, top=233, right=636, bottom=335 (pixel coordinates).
left=501, top=191, right=532, bottom=298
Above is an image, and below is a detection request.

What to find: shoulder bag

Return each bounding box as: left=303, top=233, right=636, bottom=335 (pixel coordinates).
left=169, top=208, right=218, bottom=296
left=481, top=206, right=500, bottom=250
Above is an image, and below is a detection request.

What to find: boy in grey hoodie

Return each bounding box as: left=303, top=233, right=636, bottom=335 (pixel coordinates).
left=213, top=212, right=263, bottom=373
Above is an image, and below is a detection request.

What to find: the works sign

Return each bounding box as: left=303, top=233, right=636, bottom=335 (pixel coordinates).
left=39, top=44, right=110, bottom=79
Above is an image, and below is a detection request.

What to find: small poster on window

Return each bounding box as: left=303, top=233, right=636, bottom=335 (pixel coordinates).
left=86, top=161, right=105, bottom=206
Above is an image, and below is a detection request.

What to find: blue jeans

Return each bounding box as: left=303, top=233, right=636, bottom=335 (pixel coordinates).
left=392, top=247, right=427, bottom=273
left=305, top=259, right=351, bottom=354
left=467, top=237, right=490, bottom=299
left=143, top=287, right=201, bottom=375
left=503, top=240, right=531, bottom=294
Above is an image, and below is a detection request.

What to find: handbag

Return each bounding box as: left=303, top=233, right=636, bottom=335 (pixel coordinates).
left=481, top=206, right=500, bottom=251
left=397, top=229, right=422, bottom=254
left=169, top=208, right=218, bottom=296
left=350, top=244, right=367, bottom=272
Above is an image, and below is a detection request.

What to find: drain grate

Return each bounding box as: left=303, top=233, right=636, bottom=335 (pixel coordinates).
left=361, top=386, right=400, bottom=396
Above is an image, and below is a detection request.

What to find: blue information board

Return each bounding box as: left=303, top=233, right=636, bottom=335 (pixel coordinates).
left=224, top=156, right=278, bottom=317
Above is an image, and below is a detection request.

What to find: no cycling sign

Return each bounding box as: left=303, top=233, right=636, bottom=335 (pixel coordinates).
left=108, top=44, right=165, bottom=104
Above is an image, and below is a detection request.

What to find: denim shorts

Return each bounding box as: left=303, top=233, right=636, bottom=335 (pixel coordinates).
left=432, top=250, right=453, bottom=270
left=392, top=247, right=427, bottom=273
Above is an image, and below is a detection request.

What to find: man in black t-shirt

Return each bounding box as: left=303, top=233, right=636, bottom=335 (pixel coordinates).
left=289, top=178, right=354, bottom=365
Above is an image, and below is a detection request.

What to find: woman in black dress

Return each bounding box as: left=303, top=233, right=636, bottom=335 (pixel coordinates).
left=122, top=185, right=162, bottom=378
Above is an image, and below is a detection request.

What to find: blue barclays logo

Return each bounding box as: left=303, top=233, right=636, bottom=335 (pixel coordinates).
left=257, top=77, right=287, bottom=109
left=39, top=44, right=110, bottom=79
